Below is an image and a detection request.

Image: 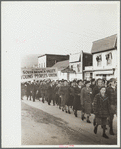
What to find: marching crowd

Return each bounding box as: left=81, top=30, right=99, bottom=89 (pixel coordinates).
left=21, top=78, right=117, bottom=139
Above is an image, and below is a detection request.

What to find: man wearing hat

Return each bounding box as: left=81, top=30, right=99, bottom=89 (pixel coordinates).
left=107, top=78, right=117, bottom=135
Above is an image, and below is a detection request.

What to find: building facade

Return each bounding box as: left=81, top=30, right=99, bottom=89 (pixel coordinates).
left=84, top=34, right=117, bottom=80
left=69, top=51, right=92, bottom=81
left=52, top=60, right=69, bottom=80
left=38, top=54, right=69, bottom=68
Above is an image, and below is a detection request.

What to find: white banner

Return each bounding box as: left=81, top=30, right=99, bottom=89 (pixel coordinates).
left=21, top=67, right=58, bottom=82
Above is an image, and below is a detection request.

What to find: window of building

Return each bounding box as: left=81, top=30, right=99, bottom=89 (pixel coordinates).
left=71, top=65, right=73, bottom=69
left=106, top=52, right=112, bottom=65
left=96, top=55, right=102, bottom=66
left=77, top=64, right=80, bottom=72
left=41, top=63, right=43, bottom=68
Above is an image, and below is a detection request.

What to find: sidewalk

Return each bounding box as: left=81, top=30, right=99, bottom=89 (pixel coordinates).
left=22, top=96, right=117, bottom=145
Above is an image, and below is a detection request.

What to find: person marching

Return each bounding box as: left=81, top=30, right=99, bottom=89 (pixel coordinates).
left=59, top=80, right=70, bottom=113
left=68, top=82, right=74, bottom=113
left=26, top=81, right=32, bottom=100
left=81, top=81, right=92, bottom=123
left=90, top=79, right=96, bottom=91
left=36, top=80, right=40, bottom=101
left=54, top=80, right=59, bottom=105
left=107, top=78, right=117, bottom=135
left=51, top=80, right=56, bottom=106
left=92, top=79, right=103, bottom=125
left=47, top=81, right=53, bottom=105
left=72, top=80, right=81, bottom=117
left=32, top=80, right=37, bottom=102
left=93, top=86, right=110, bottom=139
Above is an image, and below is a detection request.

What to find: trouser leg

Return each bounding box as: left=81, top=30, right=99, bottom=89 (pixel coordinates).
left=68, top=106, right=71, bottom=114
left=102, top=125, right=109, bottom=138
left=74, top=110, right=77, bottom=117
left=87, top=114, right=91, bottom=123
left=53, top=96, right=55, bottom=106
left=42, top=93, right=44, bottom=103
left=33, top=94, right=35, bottom=102
left=94, top=124, right=98, bottom=134
left=109, top=114, right=114, bottom=135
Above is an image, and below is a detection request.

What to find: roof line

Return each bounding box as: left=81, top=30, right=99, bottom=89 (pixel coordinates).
left=91, top=47, right=117, bottom=54
left=38, top=54, right=69, bottom=58
left=92, top=34, right=117, bottom=43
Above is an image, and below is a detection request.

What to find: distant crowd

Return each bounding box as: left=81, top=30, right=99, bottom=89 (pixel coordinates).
left=21, top=78, right=117, bottom=139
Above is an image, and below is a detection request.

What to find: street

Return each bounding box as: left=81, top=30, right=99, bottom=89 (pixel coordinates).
left=21, top=98, right=117, bottom=145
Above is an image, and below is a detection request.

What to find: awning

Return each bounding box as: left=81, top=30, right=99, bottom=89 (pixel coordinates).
left=61, top=67, right=76, bottom=73
left=94, top=70, right=114, bottom=75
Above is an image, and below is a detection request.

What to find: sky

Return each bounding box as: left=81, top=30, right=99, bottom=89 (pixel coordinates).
left=2, top=1, right=119, bottom=67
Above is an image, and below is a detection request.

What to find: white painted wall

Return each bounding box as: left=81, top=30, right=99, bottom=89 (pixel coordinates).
left=93, top=49, right=117, bottom=70
left=69, top=73, right=82, bottom=81
left=57, top=71, right=68, bottom=80
left=38, top=55, right=46, bottom=68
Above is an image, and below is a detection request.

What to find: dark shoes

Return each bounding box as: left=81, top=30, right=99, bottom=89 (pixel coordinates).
left=87, top=120, right=91, bottom=123
left=81, top=115, right=86, bottom=121
left=102, top=133, right=109, bottom=139
left=109, top=129, right=115, bottom=135
left=94, top=126, right=97, bottom=134
left=42, top=100, right=44, bottom=103
left=74, top=111, right=77, bottom=117
left=68, top=110, right=71, bottom=114
left=101, top=126, right=107, bottom=130
left=93, top=119, right=96, bottom=126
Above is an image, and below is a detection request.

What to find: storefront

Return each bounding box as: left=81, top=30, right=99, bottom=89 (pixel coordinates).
left=93, top=69, right=116, bottom=80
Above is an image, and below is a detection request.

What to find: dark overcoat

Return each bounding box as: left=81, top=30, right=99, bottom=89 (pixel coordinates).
left=93, top=93, right=110, bottom=118
left=72, top=86, right=81, bottom=111
left=59, top=86, right=70, bottom=106
left=92, top=85, right=100, bottom=101
left=81, top=87, right=92, bottom=114
left=106, top=86, right=117, bottom=114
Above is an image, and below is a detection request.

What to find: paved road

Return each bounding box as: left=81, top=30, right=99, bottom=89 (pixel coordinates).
left=21, top=98, right=117, bottom=145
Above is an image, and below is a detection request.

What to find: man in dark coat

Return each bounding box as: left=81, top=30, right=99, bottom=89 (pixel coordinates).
left=92, top=79, right=103, bottom=100
left=47, top=81, right=53, bottom=105
left=36, top=80, right=40, bottom=101
left=32, top=80, right=37, bottom=102
left=44, top=80, right=50, bottom=102
left=51, top=81, right=56, bottom=106
left=81, top=81, right=92, bottom=123
left=90, top=79, right=96, bottom=91
left=40, top=81, right=46, bottom=103
left=58, top=80, right=70, bottom=113
left=72, top=80, right=81, bottom=117
left=92, top=79, right=103, bottom=125
left=26, top=81, right=32, bottom=100
left=106, top=78, right=117, bottom=135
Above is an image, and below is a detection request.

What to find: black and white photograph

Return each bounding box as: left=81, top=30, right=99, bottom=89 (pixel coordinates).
left=2, top=1, right=120, bottom=147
